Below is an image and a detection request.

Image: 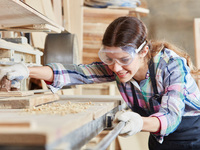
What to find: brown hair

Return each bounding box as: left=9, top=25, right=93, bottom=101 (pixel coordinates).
left=102, top=16, right=199, bottom=76
left=149, top=40, right=199, bottom=76
left=102, top=16, right=147, bottom=48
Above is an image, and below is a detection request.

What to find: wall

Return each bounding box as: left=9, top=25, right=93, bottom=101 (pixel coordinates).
left=142, top=0, right=200, bottom=64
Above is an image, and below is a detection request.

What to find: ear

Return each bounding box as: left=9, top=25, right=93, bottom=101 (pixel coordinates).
left=139, top=46, right=149, bottom=58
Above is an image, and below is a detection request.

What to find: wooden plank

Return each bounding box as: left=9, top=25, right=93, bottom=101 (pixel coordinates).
left=194, top=18, right=200, bottom=87
left=83, top=52, right=99, bottom=58
left=52, top=0, right=63, bottom=26
left=0, top=49, right=11, bottom=58
left=0, top=133, right=46, bottom=146
left=83, top=43, right=101, bottom=49
left=1, top=24, right=63, bottom=33
left=83, top=57, right=101, bottom=64
left=107, top=6, right=150, bottom=14
left=59, top=95, right=123, bottom=102
left=0, top=98, right=120, bottom=146
left=63, top=0, right=84, bottom=63
left=84, top=23, right=108, bottom=33
left=0, top=122, right=30, bottom=128
left=0, top=0, right=64, bottom=32
left=83, top=7, right=130, bottom=24
left=24, top=0, right=44, bottom=14
left=83, top=33, right=103, bottom=46
left=24, top=0, right=47, bottom=49
left=0, top=38, right=43, bottom=56
left=41, top=0, right=56, bottom=22
left=0, top=91, right=34, bottom=97
left=0, top=93, right=59, bottom=109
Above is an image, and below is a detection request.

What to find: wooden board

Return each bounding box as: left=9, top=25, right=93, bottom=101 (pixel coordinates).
left=0, top=93, right=59, bottom=109
left=0, top=0, right=64, bottom=32
left=0, top=91, right=34, bottom=97
left=52, top=0, right=63, bottom=26
left=83, top=7, right=130, bottom=24
left=194, top=18, right=200, bottom=87
left=63, top=0, right=84, bottom=63
left=0, top=96, right=121, bottom=147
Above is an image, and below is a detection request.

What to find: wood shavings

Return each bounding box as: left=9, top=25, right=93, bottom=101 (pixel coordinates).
left=23, top=101, right=93, bottom=116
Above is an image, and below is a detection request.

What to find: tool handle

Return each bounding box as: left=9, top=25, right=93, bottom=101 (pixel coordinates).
left=91, top=121, right=125, bottom=150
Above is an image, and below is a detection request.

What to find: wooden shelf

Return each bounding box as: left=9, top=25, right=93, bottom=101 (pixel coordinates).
left=0, top=0, right=64, bottom=33
left=83, top=6, right=149, bottom=24
left=83, top=6, right=149, bottom=64
left=107, top=6, right=150, bottom=14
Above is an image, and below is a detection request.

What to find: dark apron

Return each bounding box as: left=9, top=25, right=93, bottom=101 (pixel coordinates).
left=149, top=115, right=200, bottom=150
left=123, top=59, right=200, bottom=149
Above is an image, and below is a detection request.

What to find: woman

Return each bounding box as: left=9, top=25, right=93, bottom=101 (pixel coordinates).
left=3, top=16, right=200, bottom=149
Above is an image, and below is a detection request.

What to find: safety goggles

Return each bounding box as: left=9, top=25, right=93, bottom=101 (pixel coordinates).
left=98, top=41, right=146, bottom=66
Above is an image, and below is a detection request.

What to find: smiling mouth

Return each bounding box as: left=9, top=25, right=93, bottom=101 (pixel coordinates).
left=117, top=72, right=128, bottom=78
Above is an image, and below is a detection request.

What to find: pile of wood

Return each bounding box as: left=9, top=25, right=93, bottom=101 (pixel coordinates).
left=82, top=0, right=149, bottom=64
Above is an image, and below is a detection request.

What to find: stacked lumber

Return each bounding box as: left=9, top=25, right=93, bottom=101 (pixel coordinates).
left=0, top=91, right=59, bottom=109
left=82, top=0, right=149, bottom=64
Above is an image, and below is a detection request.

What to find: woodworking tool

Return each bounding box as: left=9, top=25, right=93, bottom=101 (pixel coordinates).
left=90, top=121, right=125, bottom=150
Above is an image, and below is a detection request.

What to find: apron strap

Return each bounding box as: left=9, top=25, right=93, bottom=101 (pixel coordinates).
left=121, top=59, right=161, bottom=116
left=148, top=59, right=159, bottom=95
left=148, top=59, right=162, bottom=104
left=121, top=83, right=140, bottom=107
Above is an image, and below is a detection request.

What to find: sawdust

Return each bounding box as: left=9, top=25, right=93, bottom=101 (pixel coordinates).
left=23, top=101, right=93, bottom=116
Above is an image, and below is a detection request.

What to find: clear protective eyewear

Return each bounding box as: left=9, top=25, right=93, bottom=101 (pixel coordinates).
left=98, top=41, right=146, bottom=66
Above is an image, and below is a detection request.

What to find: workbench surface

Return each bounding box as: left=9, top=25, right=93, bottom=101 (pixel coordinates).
left=0, top=95, right=123, bottom=150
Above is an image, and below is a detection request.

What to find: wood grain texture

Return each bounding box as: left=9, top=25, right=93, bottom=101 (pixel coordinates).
left=194, top=18, right=200, bottom=87
left=0, top=122, right=30, bottom=128
left=0, top=91, right=34, bottom=97
left=0, top=93, right=59, bottom=109
left=0, top=0, right=64, bottom=32
left=0, top=97, right=121, bottom=146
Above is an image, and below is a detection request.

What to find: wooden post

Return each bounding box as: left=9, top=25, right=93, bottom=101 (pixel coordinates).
left=194, top=18, right=200, bottom=87
left=63, top=0, right=84, bottom=95
left=63, top=0, right=83, bottom=63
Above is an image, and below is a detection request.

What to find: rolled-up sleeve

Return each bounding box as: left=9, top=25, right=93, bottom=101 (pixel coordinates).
left=46, top=62, right=115, bottom=93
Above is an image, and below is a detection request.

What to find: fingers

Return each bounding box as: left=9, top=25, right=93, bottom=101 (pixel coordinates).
left=11, top=80, right=20, bottom=89
left=120, top=121, right=133, bottom=134
left=117, top=112, right=132, bottom=122
left=0, top=68, right=12, bottom=80
left=7, top=71, right=24, bottom=81
left=116, top=112, right=143, bottom=136
left=114, top=110, right=126, bottom=122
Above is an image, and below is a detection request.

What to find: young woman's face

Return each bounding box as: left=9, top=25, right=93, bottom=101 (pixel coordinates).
left=106, top=47, right=145, bottom=83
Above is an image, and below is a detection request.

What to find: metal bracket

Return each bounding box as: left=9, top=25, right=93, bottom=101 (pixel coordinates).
left=105, top=113, right=114, bottom=129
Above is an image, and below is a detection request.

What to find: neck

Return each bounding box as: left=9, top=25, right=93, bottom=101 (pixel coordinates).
left=133, top=58, right=149, bottom=83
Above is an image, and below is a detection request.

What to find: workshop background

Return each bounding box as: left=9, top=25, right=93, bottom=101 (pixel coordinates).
left=0, top=0, right=200, bottom=150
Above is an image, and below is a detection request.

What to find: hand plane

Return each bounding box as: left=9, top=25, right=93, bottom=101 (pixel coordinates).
left=0, top=76, right=18, bottom=92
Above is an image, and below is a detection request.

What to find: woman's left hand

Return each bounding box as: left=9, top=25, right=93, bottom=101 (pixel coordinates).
left=115, top=111, right=143, bottom=137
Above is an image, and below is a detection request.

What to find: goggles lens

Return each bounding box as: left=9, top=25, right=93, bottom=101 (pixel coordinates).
left=98, top=50, right=134, bottom=65
left=98, top=41, right=146, bottom=66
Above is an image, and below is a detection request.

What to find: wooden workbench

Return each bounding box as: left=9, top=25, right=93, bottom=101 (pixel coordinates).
left=0, top=95, right=123, bottom=150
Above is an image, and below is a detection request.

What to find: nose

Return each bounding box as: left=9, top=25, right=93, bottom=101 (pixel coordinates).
left=112, top=61, right=123, bottom=72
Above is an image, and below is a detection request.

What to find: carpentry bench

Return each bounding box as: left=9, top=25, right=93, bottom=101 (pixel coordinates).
left=0, top=95, right=124, bottom=150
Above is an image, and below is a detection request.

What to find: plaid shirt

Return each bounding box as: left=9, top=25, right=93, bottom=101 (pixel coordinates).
left=46, top=48, right=200, bottom=143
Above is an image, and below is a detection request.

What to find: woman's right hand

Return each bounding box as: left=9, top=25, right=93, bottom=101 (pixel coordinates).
left=0, top=62, right=29, bottom=89
left=114, top=110, right=143, bottom=137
